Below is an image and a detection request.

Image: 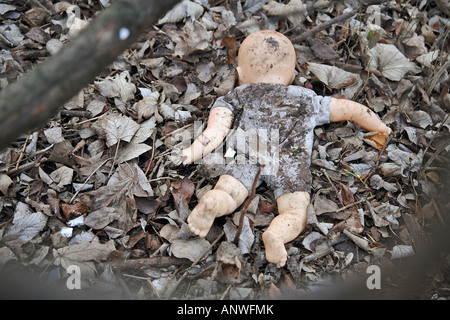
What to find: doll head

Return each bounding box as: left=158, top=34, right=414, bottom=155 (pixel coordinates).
left=236, top=30, right=296, bottom=86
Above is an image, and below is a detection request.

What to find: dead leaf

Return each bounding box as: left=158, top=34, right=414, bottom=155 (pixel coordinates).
left=221, top=36, right=237, bottom=65
left=390, top=245, right=415, bottom=260
left=258, top=199, right=276, bottom=213
left=0, top=173, right=13, bottom=195
left=214, top=241, right=243, bottom=284
left=157, top=0, right=204, bottom=25
left=116, top=142, right=152, bottom=164
left=171, top=178, right=195, bottom=221
left=363, top=132, right=388, bottom=150
left=61, top=202, right=88, bottom=221
left=367, top=43, right=421, bottom=81
left=307, top=62, right=360, bottom=89
left=85, top=178, right=137, bottom=233
left=262, top=0, right=306, bottom=27
left=135, top=91, right=160, bottom=123
left=53, top=240, right=116, bottom=279
left=307, top=38, right=339, bottom=61
left=49, top=166, right=74, bottom=189
left=94, top=71, right=136, bottom=103
left=166, top=20, right=212, bottom=58
left=314, top=195, right=339, bottom=215
left=403, top=35, right=427, bottom=60
left=223, top=212, right=255, bottom=255
left=44, top=127, right=65, bottom=144
left=4, top=202, right=48, bottom=241
left=93, top=112, right=140, bottom=147
left=169, top=238, right=210, bottom=262
left=109, top=161, right=153, bottom=197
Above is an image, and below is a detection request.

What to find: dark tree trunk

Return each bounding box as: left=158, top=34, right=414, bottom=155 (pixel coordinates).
left=0, top=0, right=179, bottom=151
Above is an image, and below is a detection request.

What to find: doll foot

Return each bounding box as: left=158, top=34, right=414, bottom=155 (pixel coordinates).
left=187, top=196, right=218, bottom=238
left=262, top=230, right=288, bottom=267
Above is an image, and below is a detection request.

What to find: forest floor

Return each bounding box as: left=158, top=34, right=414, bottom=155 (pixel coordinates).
left=0, top=0, right=449, bottom=300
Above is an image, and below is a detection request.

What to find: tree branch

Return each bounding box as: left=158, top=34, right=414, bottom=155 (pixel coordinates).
left=0, top=0, right=180, bottom=151
left=291, top=10, right=356, bottom=44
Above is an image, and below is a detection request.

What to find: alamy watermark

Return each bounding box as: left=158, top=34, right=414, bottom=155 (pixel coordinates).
left=66, top=265, right=81, bottom=290
left=366, top=264, right=381, bottom=290
left=171, top=120, right=282, bottom=175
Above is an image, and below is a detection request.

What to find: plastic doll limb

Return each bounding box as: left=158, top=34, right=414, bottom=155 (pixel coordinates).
left=187, top=175, right=249, bottom=238
left=329, top=98, right=392, bottom=135
left=182, top=107, right=233, bottom=165
left=262, top=191, right=310, bottom=267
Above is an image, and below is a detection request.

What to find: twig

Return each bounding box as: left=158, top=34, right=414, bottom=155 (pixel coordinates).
left=69, top=157, right=112, bottom=203
left=426, top=57, right=450, bottom=96
left=148, top=155, right=163, bottom=181
left=363, top=135, right=392, bottom=185
left=7, top=153, right=47, bottom=178
left=15, top=136, right=29, bottom=170
left=419, top=113, right=450, bottom=176
left=335, top=195, right=375, bottom=213
left=160, top=124, right=191, bottom=141
left=0, top=0, right=180, bottom=152
left=421, top=138, right=450, bottom=175
left=108, top=140, right=121, bottom=178
left=291, top=10, right=356, bottom=44
left=60, top=109, right=93, bottom=118
left=233, top=164, right=264, bottom=245
left=111, top=256, right=190, bottom=269
left=145, top=131, right=157, bottom=176
left=322, top=169, right=344, bottom=206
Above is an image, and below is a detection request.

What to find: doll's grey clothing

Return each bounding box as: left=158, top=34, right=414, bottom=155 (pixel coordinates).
left=199, top=83, right=330, bottom=199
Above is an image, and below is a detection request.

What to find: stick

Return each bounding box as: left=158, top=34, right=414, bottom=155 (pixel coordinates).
left=233, top=164, right=264, bottom=245
left=291, top=10, right=356, bottom=44
left=111, top=256, right=190, bottom=270
left=0, top=0, right=180, bottom=152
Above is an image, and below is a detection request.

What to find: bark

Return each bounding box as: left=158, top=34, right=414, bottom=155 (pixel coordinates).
left=0, top=0, right=180, bottom=151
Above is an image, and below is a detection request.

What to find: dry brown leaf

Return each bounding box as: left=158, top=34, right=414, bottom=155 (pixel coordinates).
left=94, top=71, right=136, bottom=103
left=363, top=132, right=388, bottom=150
left=214, top=241, right=243, bottom=284
left=49, top=166, right=74, bottom=189
left=93, top=113, right=140, bottom=147
left=262, top=0, right=306, bottom=27
left=135, top=91, right=160, bottom=123
left=221, top=36, right=237, bottom=65
left=4, top=202, right=48, bottom=241
left=109, top=161, right=153, bottom=197
left=61, top=202, right=88, bottom=221
left=0, top=173, right=13, bottom=195
left=53, top=240, right=116, bottom=279
left=307, top=62, right=361, bottom=89
left=366, top=43, right=421, bottom=81
left=169, top=238, right=210, bottom=262
left=85, top=178, right=137, bottom=233
left=171, top=178, right=195, bottom=221
left=116, top=142, right=152, bottom=164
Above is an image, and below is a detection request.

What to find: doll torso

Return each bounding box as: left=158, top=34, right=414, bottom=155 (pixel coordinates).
left=202, top=83, right=331, bottom=197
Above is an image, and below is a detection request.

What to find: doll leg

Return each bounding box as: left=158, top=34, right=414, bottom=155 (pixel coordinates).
left=188, top=174, right=249, bottom=238
left=262, top=191, right=310, bottom=267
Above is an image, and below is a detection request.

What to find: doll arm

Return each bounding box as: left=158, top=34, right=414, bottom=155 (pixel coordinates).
left=181, top=106, right=233, bottom=165
left=329, top=98, right=392, bottom=135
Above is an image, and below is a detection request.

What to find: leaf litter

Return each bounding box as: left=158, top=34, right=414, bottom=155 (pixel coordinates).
left=0, top=0, right=449, bottom=300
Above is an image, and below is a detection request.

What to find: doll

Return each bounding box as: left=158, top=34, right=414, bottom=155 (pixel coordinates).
left=181, top=30, right=391, bottom=267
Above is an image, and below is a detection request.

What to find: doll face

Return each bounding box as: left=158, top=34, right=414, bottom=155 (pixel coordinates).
left=236, top=30, right=296, bottom=86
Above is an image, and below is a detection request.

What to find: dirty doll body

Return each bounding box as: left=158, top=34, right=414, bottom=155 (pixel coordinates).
left=208, top=83, right=331, bottom=198
left=182, top=30, right=391, bottom=267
